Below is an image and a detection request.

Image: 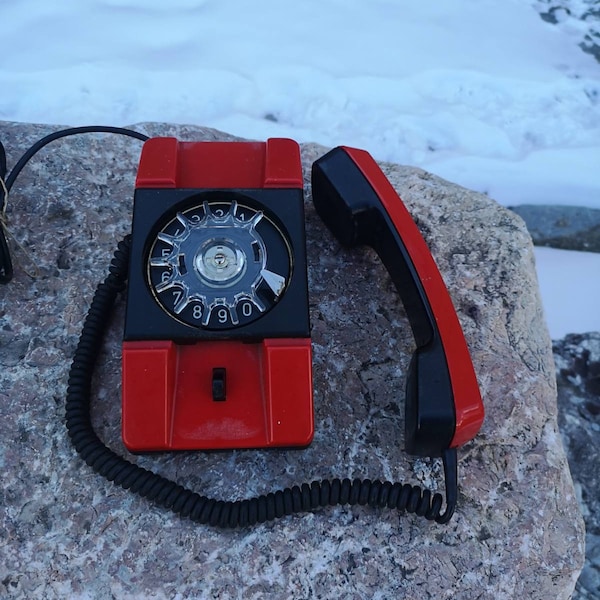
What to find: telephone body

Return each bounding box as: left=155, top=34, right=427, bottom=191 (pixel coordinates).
left=122, top=138, right=313, bottom=451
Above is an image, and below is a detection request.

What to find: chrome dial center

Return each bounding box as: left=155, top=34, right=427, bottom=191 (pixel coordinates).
left=195, top=240, right=246, bottom=286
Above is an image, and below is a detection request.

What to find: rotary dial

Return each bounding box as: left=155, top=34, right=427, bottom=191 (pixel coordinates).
left=147, top=199, right=292, bottom=330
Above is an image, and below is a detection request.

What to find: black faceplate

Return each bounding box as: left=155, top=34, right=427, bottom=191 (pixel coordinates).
left=124, top=188, right=310, bottom=342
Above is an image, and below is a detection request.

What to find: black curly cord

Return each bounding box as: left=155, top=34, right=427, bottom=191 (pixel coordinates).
left=65, top=235, right=458, bottom=527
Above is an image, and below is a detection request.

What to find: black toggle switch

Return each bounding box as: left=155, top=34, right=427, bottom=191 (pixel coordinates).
left=212, top=367, right=226, bottom=401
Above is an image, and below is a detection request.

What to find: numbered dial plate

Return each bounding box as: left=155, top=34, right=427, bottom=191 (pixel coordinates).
left=147, top=200, right=292, bottom=330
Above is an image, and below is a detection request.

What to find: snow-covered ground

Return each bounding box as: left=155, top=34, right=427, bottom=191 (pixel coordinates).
left=0, top=0, right=598, bottom=338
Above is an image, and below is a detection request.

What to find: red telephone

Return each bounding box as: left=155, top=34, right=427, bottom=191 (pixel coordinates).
left=119, top=137, right=483, bottom=458
left=1, top=128, right=484, bottom=526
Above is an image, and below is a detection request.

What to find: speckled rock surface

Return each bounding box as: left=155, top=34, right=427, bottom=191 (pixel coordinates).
left=0, top=121, right=584, bottom=599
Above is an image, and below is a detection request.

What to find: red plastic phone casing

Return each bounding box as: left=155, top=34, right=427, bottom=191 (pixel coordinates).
left=122, top=339, right=313, bottom=450
left=122, top=138, right=313, bottom=451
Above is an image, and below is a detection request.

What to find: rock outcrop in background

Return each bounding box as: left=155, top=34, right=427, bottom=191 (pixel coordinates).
left=535, top=0, right=600, bottom=63
left=509, top=204, right=600, bottom=252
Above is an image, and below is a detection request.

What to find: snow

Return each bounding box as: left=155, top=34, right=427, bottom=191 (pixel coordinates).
left=0, top=0, right=599, bottom=338
left=536, top=247, right=600, bottom=338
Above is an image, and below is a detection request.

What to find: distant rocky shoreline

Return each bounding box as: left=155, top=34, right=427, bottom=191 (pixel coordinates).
left=509, top=204, right=600, bottom=253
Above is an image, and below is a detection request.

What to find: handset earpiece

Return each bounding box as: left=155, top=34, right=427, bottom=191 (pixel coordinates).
left=311, top=146, right=484, bottom=457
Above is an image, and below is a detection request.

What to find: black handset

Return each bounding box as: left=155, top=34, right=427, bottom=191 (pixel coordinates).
left=311, top=146, right=484, bottom=457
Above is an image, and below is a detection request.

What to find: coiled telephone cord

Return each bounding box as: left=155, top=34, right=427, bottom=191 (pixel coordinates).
left=65, top=236, right=458, bottom=527
left=2, top=126, right=458, bottom=527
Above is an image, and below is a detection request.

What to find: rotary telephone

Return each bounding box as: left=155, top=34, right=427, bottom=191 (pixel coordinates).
left=0, top=127, right=484, bottom=527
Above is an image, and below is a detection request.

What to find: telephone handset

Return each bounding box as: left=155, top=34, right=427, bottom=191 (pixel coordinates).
left=311, top=147, right=484, bottom=457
